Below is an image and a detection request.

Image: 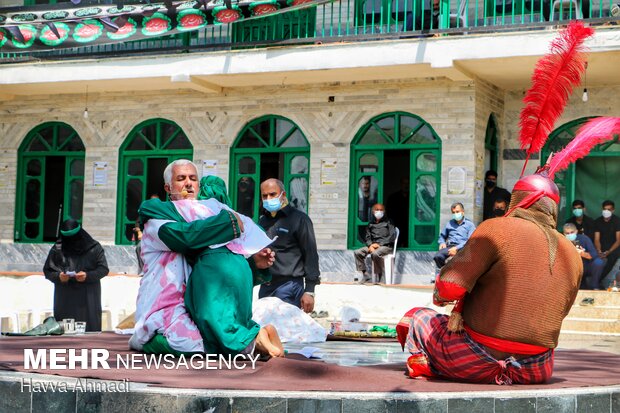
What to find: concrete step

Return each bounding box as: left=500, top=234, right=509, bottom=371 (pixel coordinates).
left=568, top=304, right=620, bottom=319
left=561, top=317, right=620, bottom=334
left=575, top=290, right=620, bottom=306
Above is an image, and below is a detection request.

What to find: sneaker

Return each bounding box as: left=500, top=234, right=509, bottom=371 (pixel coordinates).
left=580, top=297, right=594, bottom=306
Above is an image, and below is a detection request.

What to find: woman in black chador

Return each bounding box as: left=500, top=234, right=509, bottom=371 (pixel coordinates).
left=43, top=219, right=109, bottom=331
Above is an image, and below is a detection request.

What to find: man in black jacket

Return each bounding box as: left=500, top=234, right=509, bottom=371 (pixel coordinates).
left=483, top=170, right=511, bottom=221
left=354, top=203, right=396, bottom=284
left=259, top=178, right=321, bottom=313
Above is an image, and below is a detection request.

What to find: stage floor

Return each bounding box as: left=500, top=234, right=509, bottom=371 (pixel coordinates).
left=1, top=333, right=620, bottom=412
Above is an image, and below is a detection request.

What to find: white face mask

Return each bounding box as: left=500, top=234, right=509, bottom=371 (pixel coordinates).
left=374, top=211, right=384, bottom=220
left=602, top=210, right=613, bottom=219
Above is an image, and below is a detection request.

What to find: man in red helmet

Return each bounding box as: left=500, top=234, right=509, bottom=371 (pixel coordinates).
left=397, top=171, right=583, bottom=384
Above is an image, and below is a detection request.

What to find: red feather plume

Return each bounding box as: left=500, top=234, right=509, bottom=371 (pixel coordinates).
left=519, top=22, right=594, bottom=158
left=548, top=117, right=620, bottom=178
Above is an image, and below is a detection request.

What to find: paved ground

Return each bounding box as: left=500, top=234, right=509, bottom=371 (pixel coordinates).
left=282, top=336, right=620, bottom=369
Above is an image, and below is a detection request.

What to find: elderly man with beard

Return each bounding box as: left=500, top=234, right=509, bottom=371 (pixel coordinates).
left=131, top=160, right=283, bottom=358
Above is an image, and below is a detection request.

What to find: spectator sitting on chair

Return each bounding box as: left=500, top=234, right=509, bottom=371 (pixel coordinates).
left=354, top=204, right=397, bottom=284
left=563, top=223, right=605, bottom=290
left=434, top=202, right=476, bottom=269
left=565, top=199, right=596, bottom=241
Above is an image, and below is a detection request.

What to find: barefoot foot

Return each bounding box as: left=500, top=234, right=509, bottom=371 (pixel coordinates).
left=255, top=325, right=285, bottom=358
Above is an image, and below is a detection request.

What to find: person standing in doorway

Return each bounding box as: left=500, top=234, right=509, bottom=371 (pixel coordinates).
left=483, top=170, right=512, bottom=221
left=358, top=176, right=377, bottom=223
left=259, top=178, right=320, bottom=313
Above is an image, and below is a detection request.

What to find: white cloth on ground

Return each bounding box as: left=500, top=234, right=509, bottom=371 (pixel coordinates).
left=252, top=297, right=327, bottom=344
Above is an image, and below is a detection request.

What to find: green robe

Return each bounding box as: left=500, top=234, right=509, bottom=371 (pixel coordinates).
left=139, top=198, right=265, bottom=355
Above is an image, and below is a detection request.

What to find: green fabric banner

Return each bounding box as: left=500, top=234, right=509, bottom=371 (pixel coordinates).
left=0, top=0, right=319, bottom=52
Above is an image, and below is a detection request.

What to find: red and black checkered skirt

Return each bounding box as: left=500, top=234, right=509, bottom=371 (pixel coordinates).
left=398, top=307, right=554, bottom=385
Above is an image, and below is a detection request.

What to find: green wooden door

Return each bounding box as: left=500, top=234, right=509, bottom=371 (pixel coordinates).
left=232, top=153, right=261, bottom=219
left=15, top=122, right=85, bottom=243
left=230, top=115, right=310, bottom=221
left=410, top=151, right=439, bottom=248
left=116, top=119, right=193, bottom=244
left=349, top=112, right=441, bottom=250
left=349, top=151, right=384, bottom=244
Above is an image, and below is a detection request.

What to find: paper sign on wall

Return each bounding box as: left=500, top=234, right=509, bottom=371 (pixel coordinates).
left=93, top=162, right=108, bottom=187
left=447, top=167, right=466, bottom=195
left=202, top=160, right=218, bottom=177
left=475, top=179, right=483, bottom=208
left=321, top=159, right=338, bottom=185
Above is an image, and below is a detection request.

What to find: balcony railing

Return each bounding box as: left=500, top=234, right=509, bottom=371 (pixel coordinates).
left=0, top=0, right=618, bottom=62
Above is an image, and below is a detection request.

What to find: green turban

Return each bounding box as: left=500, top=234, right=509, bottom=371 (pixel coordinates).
left=198, top=175, right=232, bottom=207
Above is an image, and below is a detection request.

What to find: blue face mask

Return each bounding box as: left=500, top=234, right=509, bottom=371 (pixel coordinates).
left=565, top=233, right=577, bottom=242
left=573, top=208, right=583, bottom=217
left=453, top=212, right=464, bottom=221
left=263, top=193, right=282, bottom=212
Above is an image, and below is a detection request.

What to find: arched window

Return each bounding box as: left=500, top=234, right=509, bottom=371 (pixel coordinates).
left=349, top=112, right=442, bottom=250
left=543, top=116, right=620, bottom=224
left=230, top=115, right=310, bottom=220
left=485, top=114, right=499, bottom=173
left=116, top=118, right=193, bottom=244
left=15, top=122, right=85, bottom=243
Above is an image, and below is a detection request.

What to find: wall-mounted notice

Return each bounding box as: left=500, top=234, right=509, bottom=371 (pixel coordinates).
left=93, top=162, right=108, bottom=187
left=447, top=167, right=466, bottom=195
left=475, top=179, right=483, bottom=208
left=202, top=160, right=218, bottom=177
left=0, top=165, right=7, bottom=190
left=321, top=159, right=338, bottom=185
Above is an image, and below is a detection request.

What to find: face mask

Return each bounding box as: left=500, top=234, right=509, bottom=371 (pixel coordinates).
left=602, top=210, right=613, bottom=219
left=493, top=208, right=505, bottom=217
left=485, top=179, right=496, bottom=188
left=374, top=211, right=384, bottom=220
left=565, top=233, right=577, bottom=242
left=572, top=208, right=583, bottom=217
left=453, top=212, right=464, bottom=221
left=263, top=193, right=282, bottom=212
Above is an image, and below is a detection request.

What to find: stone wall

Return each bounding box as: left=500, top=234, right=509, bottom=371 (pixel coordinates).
left=473, top=77, right=505, bottom=222
left=0, top=77, right=476, bottom=250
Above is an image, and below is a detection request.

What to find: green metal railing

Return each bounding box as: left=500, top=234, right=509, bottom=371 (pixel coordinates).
left=1, top=0, right=618, bottom=62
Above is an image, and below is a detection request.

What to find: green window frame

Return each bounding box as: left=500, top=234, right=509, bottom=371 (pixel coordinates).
left=116, top=118, right=193, bottom=245
left=15, top=122, right=85, bottom=243
left=485, top=114, right=499, bottom=173
left=349, top=111, right=442, bottom=251
left=230, top=115, right=310, bottom=221
left=543, top=116, right=620, bottom=226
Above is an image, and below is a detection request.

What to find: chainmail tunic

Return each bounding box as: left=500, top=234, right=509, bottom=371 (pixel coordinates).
left=439, top=192, right=583, bottom=349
